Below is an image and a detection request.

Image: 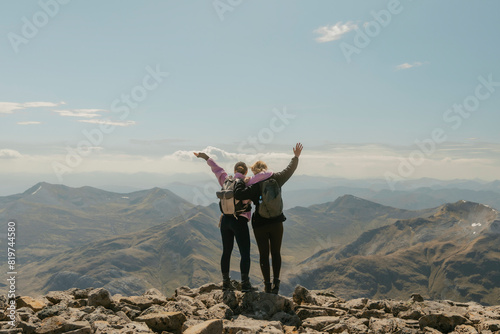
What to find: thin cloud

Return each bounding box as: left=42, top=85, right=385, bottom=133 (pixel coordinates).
left=23, top=101, right=65, bottom=108
left=17, top=121, right=42, bottom=125
left=0, top=149, right=23, bottom=159
left=395, top=61, right=427, bottom=71
left=78, top=119, right=136, bottom=127
left=0, top=101, right=64, bottom=114
left=314, top=22, right=357, bottom=43
left=0, top=102, right=24, bottom=114
left=54, top=109, right=106, bottom=118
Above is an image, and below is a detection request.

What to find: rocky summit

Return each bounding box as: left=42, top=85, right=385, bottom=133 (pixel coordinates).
left=1, top=284, right=499, bottom=334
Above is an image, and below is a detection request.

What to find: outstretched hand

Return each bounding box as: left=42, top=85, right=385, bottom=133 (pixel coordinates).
left=193, top=152, right=209, bottom=161
left=293, top=143, right=303, bottom=158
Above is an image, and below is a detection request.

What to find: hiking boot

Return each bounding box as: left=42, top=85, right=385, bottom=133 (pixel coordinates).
left=241, top=279, right=253, bottom=292
left=264, top=282, right=272, bottom=293
left=222, top=272, right=234, bottom=291
left=271, top=278, right=280, bottom=295
left=222, top=279, right=235, bottom=291
left=241, top=274, right=255, bottom=293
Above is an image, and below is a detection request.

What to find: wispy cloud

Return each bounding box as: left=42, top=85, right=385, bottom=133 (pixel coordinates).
left=0, top=102, right=25, bottom=114
left=314, top=22, right=357, bottom=43
left=78, top=119, right=136, bottom=127
left=0, top=149, right=23, bottom=159
left=23, top=102, right=65, bottom=108
left=0, top=101, right=64, bottom=114
left=17, top=121, right=42, bottom=125
left=54, top=109, right=106, bottom=118
left=395, top=61, right=427, bottom=71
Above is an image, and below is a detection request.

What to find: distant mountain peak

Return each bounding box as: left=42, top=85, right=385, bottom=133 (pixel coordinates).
left=338, top=194, right=363, bottom=200
left=23, top=181, right=60, bottom=195
left=306, top=194, right=409, bottom=217
left=330, top=194, right=385, bottom=209
left=438, top=200, right=498, bottom=215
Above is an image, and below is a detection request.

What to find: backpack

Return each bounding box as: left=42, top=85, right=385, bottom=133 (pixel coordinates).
left=216, top=176, right=249, bottom=217
left=258, top=178, right=283, bottom=219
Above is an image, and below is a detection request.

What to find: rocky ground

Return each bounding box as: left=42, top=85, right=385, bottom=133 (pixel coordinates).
left=1, top=283, right=499, bottom=333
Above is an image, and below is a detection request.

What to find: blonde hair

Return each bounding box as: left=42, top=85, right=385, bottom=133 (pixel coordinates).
left=251, top=160, right=268, bottom=174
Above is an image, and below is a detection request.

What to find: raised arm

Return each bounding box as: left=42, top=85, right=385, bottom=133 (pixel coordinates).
left=273, top=143, right=303, bottom=186
left=194, top=152, right=227, bottom=186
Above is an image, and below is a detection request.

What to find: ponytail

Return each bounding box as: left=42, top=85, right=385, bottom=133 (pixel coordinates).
left=234, top=161, right=248, bottom=175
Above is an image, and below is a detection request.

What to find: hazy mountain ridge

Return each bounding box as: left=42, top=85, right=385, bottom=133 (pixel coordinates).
left=0, top=182, right=194, bottom=263
left=164, top=176, right=500, bottom=210
left=283, top=186, right=500, bottom=211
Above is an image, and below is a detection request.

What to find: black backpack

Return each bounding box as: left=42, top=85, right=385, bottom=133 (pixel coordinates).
left=258, top=178, right=283, bottom=219
left=216, top=176, right=249, bottom=217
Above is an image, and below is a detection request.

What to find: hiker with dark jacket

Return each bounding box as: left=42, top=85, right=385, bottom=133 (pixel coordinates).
left=194, top=152, right=272, bottom=292
left=234, top=143, right=303, bottom=294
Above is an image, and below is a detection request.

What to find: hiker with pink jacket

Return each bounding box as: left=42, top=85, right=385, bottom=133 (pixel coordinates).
left=193, top=152, right=272, bottom=292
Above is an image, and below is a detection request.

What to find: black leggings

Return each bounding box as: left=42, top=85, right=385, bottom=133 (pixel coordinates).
left=253, top=221, right=283, bottom=282
left=220, top=215, right=251, bottom=277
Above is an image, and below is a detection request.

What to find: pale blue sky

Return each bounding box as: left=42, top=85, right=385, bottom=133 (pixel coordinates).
left=1, top=0, right=499, bottom=190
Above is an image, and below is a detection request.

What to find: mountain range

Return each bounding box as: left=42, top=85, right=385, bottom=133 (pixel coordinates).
left=3, top=173, right=500, bottom=210
left=288, top=200, right=500, bottom=305
left=1, top=182, right=499, bottom=306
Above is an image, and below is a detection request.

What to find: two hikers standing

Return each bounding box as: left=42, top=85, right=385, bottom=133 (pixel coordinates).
left=194, top=143, right=303, bottom=294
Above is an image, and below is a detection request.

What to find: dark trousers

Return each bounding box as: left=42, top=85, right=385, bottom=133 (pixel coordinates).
left=220, top=215, right=251, bottom=277
left=253, top=221, right=283, bottom=282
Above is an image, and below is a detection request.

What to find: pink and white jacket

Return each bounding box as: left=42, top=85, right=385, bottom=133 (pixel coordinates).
left=206, top=158, right=273, bottom=220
